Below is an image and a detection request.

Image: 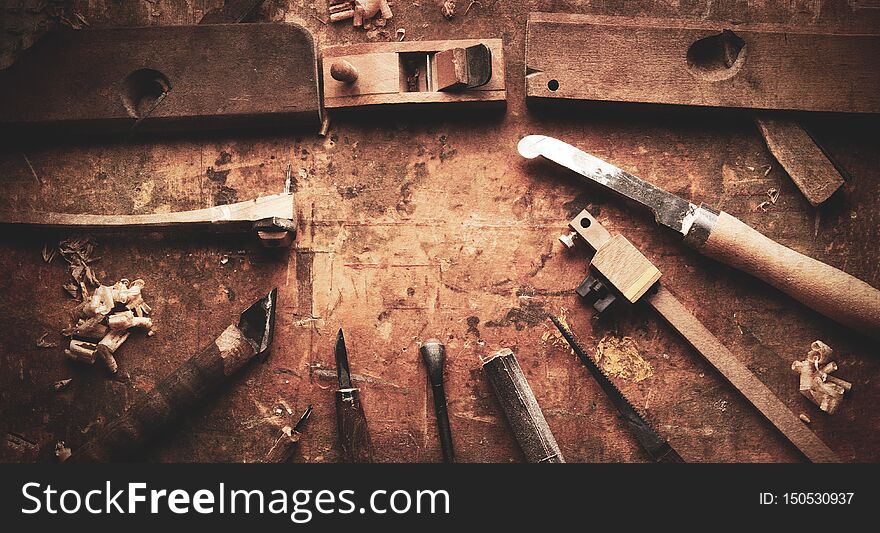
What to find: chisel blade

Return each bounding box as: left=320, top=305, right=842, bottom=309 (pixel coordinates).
left=518, top=135, right=698, bottom=235
left=237, top=288, right=277, bottom=355
left=549, top=315, right=683, bottom=463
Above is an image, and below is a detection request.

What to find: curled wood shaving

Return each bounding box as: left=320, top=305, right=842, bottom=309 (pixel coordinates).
left=757, top=187, right=780, bottom=212
left=53, top=378, right=72, bottom=391
left=54, top=441, right=71, bottom=462
left=41, top=243, right=57, bottom=263
left=791, top=340, right=851, bottom=415
left=442, top=0, right=456, bottom=18
left=36, top=332, right=58, bottom=348
left=62, top=278, right=154, bottom=373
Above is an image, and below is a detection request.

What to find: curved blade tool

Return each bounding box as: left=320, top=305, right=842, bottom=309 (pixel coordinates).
left=519, top=135, right=701, bottom=236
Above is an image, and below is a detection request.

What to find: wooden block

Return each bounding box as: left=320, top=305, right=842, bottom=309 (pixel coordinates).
left=526, top=13, right=880, bottom=113
left=434, top=48, right=468, bottom=91
left=754, top=116, right=845, bottom=206
left=322, top=39, right=505, bottom=109
left=590, top=234, right=661, bottom=303
left=0, top=24, right=322, bottom=135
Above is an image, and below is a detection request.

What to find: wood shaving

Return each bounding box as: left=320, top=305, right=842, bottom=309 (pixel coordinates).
left=791, top=340, right=851, bottom=414
left=57, top=236, right=100, bottom=300
left=757, top=187, right=780, bottom=212
left=53, top=378, right=72, bottom=391
left=22, top=153, right=43, bottom=186
left=54, top=441, right=71, bottom=462
left=41, top=243, right=56, bottom=263
left=596, top=335, right=654, bottom=383
left=62, top=278, right=154, bottom=373
left=36, top=332, right=58, bottom=348
left=442, top=0, right=456, bottom=19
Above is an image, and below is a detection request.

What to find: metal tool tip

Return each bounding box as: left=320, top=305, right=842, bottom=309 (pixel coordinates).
left=237, top=288, right=277, bottom=354
left=294, top=405, right=313, bottom=432
left=420, top=339, right=446, bottom=382
left=517, top=135, right=549, bottom=159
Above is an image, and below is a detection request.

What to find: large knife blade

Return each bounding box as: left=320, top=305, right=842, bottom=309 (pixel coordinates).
left=519, top=135, right=880, bottom=339
left=549, top=315, right=684, bottom=463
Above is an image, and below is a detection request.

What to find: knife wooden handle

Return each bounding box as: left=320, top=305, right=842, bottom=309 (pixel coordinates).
left=698, top=211, right=880, bottom=338
left=336, top=389, right=374, bottom=463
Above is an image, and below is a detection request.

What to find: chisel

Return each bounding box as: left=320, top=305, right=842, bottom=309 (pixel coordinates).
left=335, top=329, right=374, bottom=463
left=69, top=288, right=278, bottom=462
left=519, top=135, right=880, bottom=338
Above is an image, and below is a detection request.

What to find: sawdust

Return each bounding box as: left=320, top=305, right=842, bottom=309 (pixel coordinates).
left=541, top=308, right=574, bottom=352
left=596, top=335, right=654, bottom=383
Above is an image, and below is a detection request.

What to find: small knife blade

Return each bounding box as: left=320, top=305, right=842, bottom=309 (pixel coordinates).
left=333, top=329, right=374, bottom=463
left=335, top=328, right=352, bottom=390
left=549, top=315, right=684, bottom=463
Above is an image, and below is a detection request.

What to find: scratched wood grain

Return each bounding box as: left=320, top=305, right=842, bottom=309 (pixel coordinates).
left=0, top=0, right=878, bottom=463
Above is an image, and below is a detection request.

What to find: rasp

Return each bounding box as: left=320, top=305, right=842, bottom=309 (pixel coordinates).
left=519, top=135, right=880, bottom=339
left=549, top=315, right=684, bottom=463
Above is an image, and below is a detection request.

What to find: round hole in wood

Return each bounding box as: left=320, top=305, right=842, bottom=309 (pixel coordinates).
left=122, top=68, right=171, bottom=119
left=686, top=29, right=746, bottom=82
left=547, top=79, right=559, bottom=91
left=580, top=217, right=591, bottom=228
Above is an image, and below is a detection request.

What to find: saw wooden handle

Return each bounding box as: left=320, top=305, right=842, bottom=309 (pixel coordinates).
left=699, top=212, right=880, bottom=338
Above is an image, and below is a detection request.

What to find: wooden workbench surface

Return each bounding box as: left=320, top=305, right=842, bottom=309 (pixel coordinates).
left=1, top=1, right=878, bottom=463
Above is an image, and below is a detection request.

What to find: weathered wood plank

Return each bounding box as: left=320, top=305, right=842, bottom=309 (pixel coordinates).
left=526, top=13, right=880, bottom=113
left=0, top=24, right=322, bottom=135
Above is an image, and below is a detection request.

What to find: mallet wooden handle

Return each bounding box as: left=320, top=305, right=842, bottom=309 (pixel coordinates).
left=698, top=211, right=880, bottom=338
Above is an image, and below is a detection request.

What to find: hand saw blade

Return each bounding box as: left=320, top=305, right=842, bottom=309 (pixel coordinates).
left=549, top=315, right=684, bottom=463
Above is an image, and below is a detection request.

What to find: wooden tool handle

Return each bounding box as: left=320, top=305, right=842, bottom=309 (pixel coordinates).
left=336, top=389, right=374, bottom=463
left=700, top=212, right=880, bottom=337
left=481, top=349, right=565, bottom=463
left=69, top=324, right=257, bottom=462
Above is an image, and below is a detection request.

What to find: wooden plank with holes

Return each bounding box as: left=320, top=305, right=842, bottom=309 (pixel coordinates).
left=0, top=23, right=322, bottom=135
left=322, top=39, right=506, bottom=109
left=525, top=13, right=880, bottom=113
